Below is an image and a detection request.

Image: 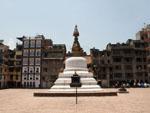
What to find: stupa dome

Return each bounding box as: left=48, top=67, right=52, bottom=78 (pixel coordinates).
left=64, top=57, right=88, bottom=71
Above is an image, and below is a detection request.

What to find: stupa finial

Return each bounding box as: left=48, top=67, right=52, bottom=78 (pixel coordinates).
left=73, top=25, right=79, bottom=37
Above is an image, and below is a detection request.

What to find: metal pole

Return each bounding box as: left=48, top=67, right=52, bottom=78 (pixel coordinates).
left=76, top=87, right=77, bottom=104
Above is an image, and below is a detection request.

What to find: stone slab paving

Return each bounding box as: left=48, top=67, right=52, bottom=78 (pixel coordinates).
left=0, top=88, right=150, bottom=113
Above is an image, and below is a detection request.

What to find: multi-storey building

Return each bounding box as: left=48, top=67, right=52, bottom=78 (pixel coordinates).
left=0, top=41, right=9, bottom=88
left=41, top=43, right=66, bottom=88
left=4, top=41, right=22, bottom=88
left=8, top=49, right=15, bottom=87
left=91, top=39, right=148, bottom=87
left=136, top=24, right=150, bottom=83
left=20, top=35, right=44, bottom=88
left=90, top=24, right=150, bottom=87
left=14, top=43, right=22, bottom=87
left=19, top=35, right=66, bottom=88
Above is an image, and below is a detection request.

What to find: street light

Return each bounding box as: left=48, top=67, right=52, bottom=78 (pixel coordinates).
left=70, top=72, right=82, bottom=104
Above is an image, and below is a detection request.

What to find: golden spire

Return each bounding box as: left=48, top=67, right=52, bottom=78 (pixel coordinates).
left=73, top=25, right=79, bottom=37
left=71, top=25, right=84, bottom=56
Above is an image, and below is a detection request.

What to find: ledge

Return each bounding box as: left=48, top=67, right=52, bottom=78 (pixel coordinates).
left=33, top=92, right=117, bottom=97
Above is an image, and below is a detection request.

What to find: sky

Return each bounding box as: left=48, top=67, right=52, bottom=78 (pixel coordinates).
left=0, top=0, right=150, bottom=53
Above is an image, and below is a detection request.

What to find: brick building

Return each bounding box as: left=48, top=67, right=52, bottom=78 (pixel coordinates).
left=0, top=41, right=9, bottom=88
left=90, top=25, right=150, bottom=87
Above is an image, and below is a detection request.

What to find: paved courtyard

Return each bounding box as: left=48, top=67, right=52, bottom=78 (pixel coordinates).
left=0, top=88, right=150, bottom=113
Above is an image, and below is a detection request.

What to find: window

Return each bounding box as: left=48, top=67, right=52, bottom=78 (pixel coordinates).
left=33, top=82, right=35, bottom=87
left=24, top=82, right=26, bottom=87
left=27, top=74, right=29, bottom=80
left=16, top=61, right=21, bottom=66
left=30, top=40, right=35, bottom=48
left=35, top=58, right=40, bottom=65
left=110, top=74, right=113, bottom=79
left=148, top=59, right=150, bottom=64
left=101, top=60, right=104, bottom=64
left=24, top=40, right=29, bottom=48
left=109, top=67, right=112, bottom=72
left=0, top=75, right=2, bottom=80
left=9, top=68, right=13, bottom=72
left=27, top=82, right=29, bottom=87
left=16, top=55, right=22, bottom=59
left=23, top=66, right=28, bottom=73
left=144, top=65, right=146, bottom=69
left=35, top=67, right=40, bottom=73
left=10, top=75, right=13, bottom=80
left=23, top=49, right=28, bottom=56
left=113, top=58, right=121, bottom=62
left=0, top=68, right=2, bottom=73
left=16, top=68, right=20, bottom=72
left=42, top=77, right=45, bottom=81
left=136, top=58, right=142, bottom=62
left=24, top=74, right=27, bottom=77
left=108, top=60, right=110, bottom=64
left=143, top=58, right=146, bottom=62
left=29, top=67, right=34, bottom=73
left=30, top=49, right=35, bottom=56
left=23, top=58, right=28, bottom=65
left=43, top=61, right=48, bottom=65
left=16, top=75, right=18, bottom=80
left=125, top=65, right=132, bottom=70
left=101, top=74, right=106, bottom=79
left=124, top=57, right=132, bottom=63
left=33, top=75, right=35, bottom=80
left=43, top=68, right=47, bottom=72
left=113, top=50, right=120, bottom=55
left=125, top=73, right=133, bottom=79
left=124, top=50, right=131, bottom=54
left=115, top=65, right=121, bottom=70
left=30, top=82, right=32, bottom=87
left=0, top=49, right=3, bottom=52
left=36, top=40, right=41, bottom=48
left=29, top=58, right=34, bottom=65
left=114, top=73, right=122, bottom=79
left=36, top=49, right=41, bottom=56
left=136, top=65, right=142, bottom=70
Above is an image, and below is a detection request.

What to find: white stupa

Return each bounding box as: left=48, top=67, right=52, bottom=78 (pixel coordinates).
left=49, top=26, right=101, bottom=93
left=49, top=57, right=101, bottom=93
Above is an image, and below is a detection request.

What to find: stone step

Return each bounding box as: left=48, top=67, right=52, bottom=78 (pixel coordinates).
left=59, top=75, right=94, bottom=78
left=59, top=72, right=93, bottom=77
left=49, top=88, right=102, bottom=93
left=55, top=77, right=97, bottom=81
left=51, top=85, right=100, bottom=89
left=54, top=82, right=97, bottom=85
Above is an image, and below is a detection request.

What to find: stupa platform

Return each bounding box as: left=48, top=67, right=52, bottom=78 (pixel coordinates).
left=33, top=89, right=117, bottom=97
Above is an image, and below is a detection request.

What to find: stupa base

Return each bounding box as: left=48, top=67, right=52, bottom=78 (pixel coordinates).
left=33, top=92, right=117, bottom=97
left=34, top=89, right=117, bottom=97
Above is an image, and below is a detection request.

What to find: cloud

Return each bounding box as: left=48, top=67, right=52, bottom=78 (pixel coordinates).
left=4, top=38, right=16, bottom=49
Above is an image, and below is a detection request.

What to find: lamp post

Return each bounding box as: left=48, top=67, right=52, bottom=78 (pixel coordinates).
left=70, top=72, right=82, bottom=104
